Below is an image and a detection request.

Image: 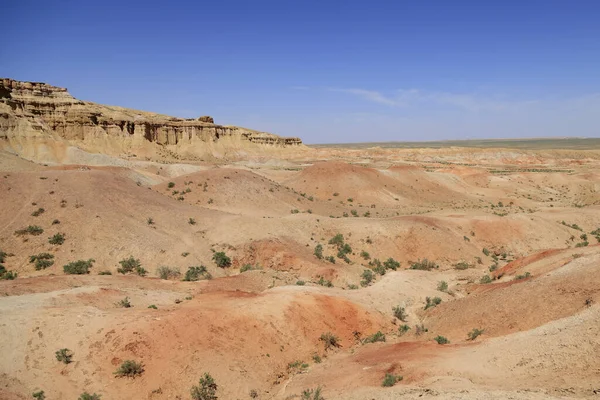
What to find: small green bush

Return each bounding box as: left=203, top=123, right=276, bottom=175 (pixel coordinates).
left=15, top=225, right=44, bottom=236
left=63, top=259, right=94, bottom=275
left=55, top=348, right=73, bottom=364
left=437, top=280, right=448, bottom=292
left=383, top=258, right=400, bottom=270
left=328, top=233, right=344, bottom=247
left=301, top=387, right=324, bottom=400
left=0, top=270, right=17, bottom=280
left=296, top=280, right=305, bottom=286
left=453, top=261, right=471, bottom=270
left=79, top=393, right=101, bottom=400
left=382, top=373, right=403, bottom=387
left=312, top=354, right=322, bottom=363
left=168, top=182, right=175, bottom=188
left=434, top=335, right=449, bottom=344
left=117, top=256, right=146, bottom=276
left=98, top=270, right=112, bottom=275
left=212, top=252, right=231, bottom=268
left=410, top=259, right=438, bottom=271
left=424, top=296, right=442, bottom=310
left=191, top=372, right=218, bottom=400
left=415, top=324, right=428, bottom=336
left=188, top=217, right=197, bottom=225
left=114, top=360, right=144, bottom=378
left=319, top=332, right=341, bottom=350
left=515, top=272, right=531, bottom=280
left=116, top=297, right=132, bottom=308
left=325, top=255, right=336, bottom=264
left=360, top=269, right=375, bottom=286
left=48, top=233, right=65, bottom=245
left=480, top=275, right=493, bottom=284
left=30, top=253, right=55, bottom=270
left=362, top=331, right=386, bottom=344
left=360, top=250, right=370, bottom=260
left=183, top=265, right=211, bottom=281
left=398, top=324, right=411, bottom=335
left=317, top=276, right=333, bottom=287
left=31, top=207, right=45, bottom=217
left=32, top=390, right=46, bottom=399
left=467, top=328, right=485, bottom=341
left=482, top=248, right=490, bottom=256
left=148, top=304, right=158, bottom=309
left=393, top=306, right=407, bottom=321
left=313, top=244, right=323, bottom=259
left=147, top=217, right=154, bottom=225
left=157, top=266, right=181, bottom=280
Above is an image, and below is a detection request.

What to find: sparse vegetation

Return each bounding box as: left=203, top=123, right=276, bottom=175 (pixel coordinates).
left=48, top=232, right=65, bottom=245
left=117, top=256, right=147, bottom=276
left=415, top=324, right=428, bottom=336
left=301, top=387, right=324, bottom=400
left=157, top=266, right=181, bottom=280
left=31, top=207, right=45, bottom=217
left=398, top=324, right=411, bottom=335
left=296, top=280, right=305, bottom=286
left=55, top=348, right=73, bottom=364
left=467, top=328, right=485, bottom=341
left=212, top=251, right=231, bottom=268
left=147, top=217, right=154, bottom=225
left=313, top=244, right=323, bottom=259
left=319, top=332, right=341, bottom=350
left=148, top=304, right=158, bottom=309
left=78, top=393, right=101, bottom=400
left=437, top=280, right=448, bottom=292
left=30, top=253, right=55, bottom=270
left=32, top=390, right=46, bottom=400
left=362, top=331, right=386, bottom=343
left=382, top=373, right=403, bottom=387
left=383, top=257, right=400, bottom=270
left=410, top=259, right=438, bottom=271
left=434, top=335, right=450, bottom=344
left=325, top=255, right=336, bottom=264
left=116, top=297, right=132, bottom=308
left=317, top=276, right=333, bottom=287
left=360, top=269, right=375, bottom=286
left=98, top=270, right=112, bottom=275
left=453, top=261, right=472, bottom=270
left=360, top=250, right=370, bottom=260
left=168, top=182, right=175, bottom=188
left=189, top=217, right=197, bottom=225
left=393, top=305, right=407, bottom=322
left=183, top=265, right=211, bottom=281
left=15, top=225, right=44, bottom=236
left=240, top=264, right=261, bottom=273
left=424, top=296, right=442, bottom=310
left=63, top=259, right=94, bottom=274
left=480, top=274, right=493, bottom=284
left=191, top=372, right=218, bottom=400
left=515, top=272, right=531, bottom=280
left=114, top=360, right=144, bottom=378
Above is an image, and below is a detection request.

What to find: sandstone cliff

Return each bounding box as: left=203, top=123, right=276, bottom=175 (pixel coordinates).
left=0, top=78, right=303, bottom=163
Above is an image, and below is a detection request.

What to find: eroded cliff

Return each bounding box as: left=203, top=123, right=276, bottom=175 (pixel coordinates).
left=0, top=78, right=303, bottom=163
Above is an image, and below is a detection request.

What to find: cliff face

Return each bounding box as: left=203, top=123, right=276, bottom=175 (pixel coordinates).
left=0, top=78, right=302, bottom=162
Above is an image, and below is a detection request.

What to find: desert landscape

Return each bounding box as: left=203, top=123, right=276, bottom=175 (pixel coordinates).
left=1, top=78, right=600, bottom=400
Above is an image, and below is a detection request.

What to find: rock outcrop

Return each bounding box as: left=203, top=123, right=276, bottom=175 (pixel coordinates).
left=0, top=78, right=303, bottom=163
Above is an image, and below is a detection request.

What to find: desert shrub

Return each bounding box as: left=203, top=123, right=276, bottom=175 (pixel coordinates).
left=398, top=324, right=411, bottom=335
left=116, top=297, right=132, bottom=308
left=363, top=211, right=371, bottom=217
left=291, top=209, right=300, bottom=214
left=117, top=256, right=146, bottom=276
left=317, top=276, right=333, bottom=287
left=188, top=217, right=197, bottom=225
left=393, top=306, right=407, bottom=321
left=79, top=393, right=101, bottom=400
left=360, top=250, right=370, bottom=260
left=371, top=260, right=386, bottom=276
left=0, top=249, right=6, bottom=264
left=55, top=348, right=73, bottom=364
left=212, top=252, right=231, bottom=268
left=453, top=261, right=471, bottom=270
left=296, top=280, right=305, bottom=286
left=489, top=263, right=498, bottom=272
left=31, top=207, right=45, bottom=217
left=148, top=304, right=158, bottom=309
left=156, top=266, right=180, bottom=280
left=147, top=217, right=154, bottom=225
left=183, top=265, right=211, bottom=281
left=347, top=284, right=358, bottom=290
left=98, top=270, right=112, bottom=275
left=434, top=335, right=449, bottom=344
left=312, top=354, right=322, bottom=363
left=360, top=269, right=375, bottom=286
left=410, top=259, right=438, bottom=271
left=351, top=209, right=358, bottom=217
left=383, top=257, right=400, bottom=271
left=328, top=234, right=344, bottom=247
left=15, top=225, right=44, bottom=236
left=482, top=248, right=490, bottom=256
left=191, top=372, right=218, bottom=400
left=168, top=182, right=175, bottom=188
left=63, top=259, right=94, bottom=275
left=182, top=252, right=190, bottom=257
left=319, top=332, right=340, bottom=350
left=0, top=270, right=17, bottom=280
left=515, top=272, right=531, bottom=280
left=480, top=274, right=493, bottom=284
left=48, top=233, right=65, bottom=245
left=52, top=219, right=60, bottom=225
left=240, top=264, right=261, bottom=273
left=32, top=390, right=46, bottom=399
left=415, top=324, right=428, bottom=336
left=382, top=373, right=403, bottom=387
left=325, top=255, right=336, bottom=264
left=313, top=244, right=323, bottom=259
left=424, top=296, right=442, bottom=310
left=362, top=331, right=386, bottom=344
left=467, top=328, right=485, bottom=341
left=301, top=387, right=324, bottom=400
left=437, top=280, right=448, bottom=292
left=287, top=360, right=309, bottom=372
left=30, top=253, right=55, bottom=270
left=250, top=389, right=258, bottom=398
left=114, top=360, right=144, bottom=378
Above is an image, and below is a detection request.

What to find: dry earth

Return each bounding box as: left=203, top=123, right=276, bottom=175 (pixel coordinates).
left=1, top=80, right=600, bottom=400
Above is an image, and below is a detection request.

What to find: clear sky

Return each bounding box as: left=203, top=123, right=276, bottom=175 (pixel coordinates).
left=2, top=0, right=600, bottom=143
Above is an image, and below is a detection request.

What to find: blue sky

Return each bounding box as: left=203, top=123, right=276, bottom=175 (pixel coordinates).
left=2, top=0, right=600, bottom=143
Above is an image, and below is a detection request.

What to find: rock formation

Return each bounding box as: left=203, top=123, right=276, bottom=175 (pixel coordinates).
left=0, top=78, right=303, bottom=163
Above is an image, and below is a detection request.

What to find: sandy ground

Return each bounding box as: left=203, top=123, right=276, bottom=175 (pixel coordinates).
left=1, top=146, right=600, bottom=399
